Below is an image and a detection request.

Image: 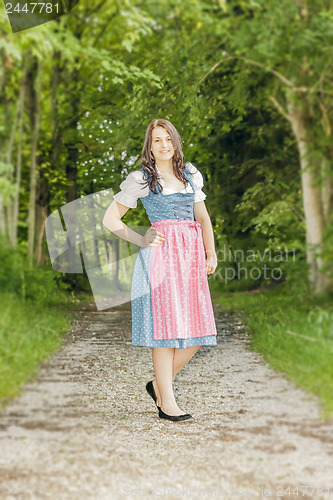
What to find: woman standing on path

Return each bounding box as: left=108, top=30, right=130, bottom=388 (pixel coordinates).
left=103, top=119, right=218, bottom=422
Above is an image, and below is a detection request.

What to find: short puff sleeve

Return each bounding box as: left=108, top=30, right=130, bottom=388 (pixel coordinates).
left=113, top=171, right=148, bottom=209
left=187, top=162, right=207, bottom=202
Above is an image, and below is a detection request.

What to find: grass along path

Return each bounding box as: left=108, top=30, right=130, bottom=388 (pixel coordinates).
left=213, top=284, right=333, bottom=419
left=0, top=292, right=73, bottom=406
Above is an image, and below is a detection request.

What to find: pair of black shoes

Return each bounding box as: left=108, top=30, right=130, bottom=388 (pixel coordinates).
left=145, top=380, right=194, bottom=422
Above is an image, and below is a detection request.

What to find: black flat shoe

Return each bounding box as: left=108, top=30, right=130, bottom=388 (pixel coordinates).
left=158, top=407, right=194, bottom=422
left=146, top=380, right=159, bottom=407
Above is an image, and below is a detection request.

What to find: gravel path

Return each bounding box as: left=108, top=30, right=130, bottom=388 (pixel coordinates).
left=0, top=301, right=332, bottom=500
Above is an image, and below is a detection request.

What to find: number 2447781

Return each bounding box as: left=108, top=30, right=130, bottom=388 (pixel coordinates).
left=5, top=3, right=60, bottom=14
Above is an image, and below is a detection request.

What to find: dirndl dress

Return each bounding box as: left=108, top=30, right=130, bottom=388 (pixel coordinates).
left=130, top=164, right=217, bottom=348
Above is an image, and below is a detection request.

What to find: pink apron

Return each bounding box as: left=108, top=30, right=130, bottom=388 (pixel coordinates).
left=150, top=219, right=217, bottom=340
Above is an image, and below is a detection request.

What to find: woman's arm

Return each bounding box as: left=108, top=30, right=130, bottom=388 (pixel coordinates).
left=193, top=201, right=218, bottom=275
left=103, top=200, right=145, bottom=247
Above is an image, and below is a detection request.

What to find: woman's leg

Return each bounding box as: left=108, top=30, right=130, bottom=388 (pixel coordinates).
left=152, top=345, right=200, bottom=413
left=173, top=345, right=201, bottom=377
left=152, top=347, right=188, bottom=415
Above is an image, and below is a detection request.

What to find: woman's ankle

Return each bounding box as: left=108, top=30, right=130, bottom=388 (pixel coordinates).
left=160, top=402, right=185, bottom=415
left=152, top=380, right=161, bottom=406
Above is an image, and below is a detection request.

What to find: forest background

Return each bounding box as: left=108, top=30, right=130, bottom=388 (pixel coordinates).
left=0, top=0, right=332, bottom=417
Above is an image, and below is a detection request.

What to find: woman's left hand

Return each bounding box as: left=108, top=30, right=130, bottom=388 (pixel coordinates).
left=206, top=251, right=217, bottom=275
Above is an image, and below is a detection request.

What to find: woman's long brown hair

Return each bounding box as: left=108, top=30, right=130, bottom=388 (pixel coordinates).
left=137, top=119, right=193, bottom=195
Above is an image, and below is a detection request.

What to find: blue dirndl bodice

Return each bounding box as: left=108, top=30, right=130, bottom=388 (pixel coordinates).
left=139, top=163, right=196, bottom=223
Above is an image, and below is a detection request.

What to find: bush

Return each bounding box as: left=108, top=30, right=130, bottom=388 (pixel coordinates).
left=0, top=238, right=73, bottom=307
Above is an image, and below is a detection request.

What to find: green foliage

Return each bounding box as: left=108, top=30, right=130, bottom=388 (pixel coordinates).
left=0, top=162, right=17, bottom=202
left=0, top=238, right=73, bottom=306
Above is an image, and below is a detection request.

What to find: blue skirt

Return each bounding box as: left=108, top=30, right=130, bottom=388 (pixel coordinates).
left=131, top=244, right=217, bottom=348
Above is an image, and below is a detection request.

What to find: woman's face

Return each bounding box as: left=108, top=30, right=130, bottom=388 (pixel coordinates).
left=151, top=126, right=175, bottom=163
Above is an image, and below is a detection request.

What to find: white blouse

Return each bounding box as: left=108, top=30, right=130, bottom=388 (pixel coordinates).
left=113, top=162, right=207, bottom=209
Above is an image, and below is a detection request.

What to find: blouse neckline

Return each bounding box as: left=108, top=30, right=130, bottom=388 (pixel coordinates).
left=155, top=165, right=190, bottom=194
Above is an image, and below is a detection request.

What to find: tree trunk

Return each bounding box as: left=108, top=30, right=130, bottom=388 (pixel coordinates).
left=12, top=62, right=28, bottom=247
left=0, top=47, right=7, bottom=239
left=27, top=56, right=42, bottom=266
left=60, top=60, right=81, bottom=275
left=287, top=98, right=328, bottom=294
left=35, top=158, right=50, bottom=265
left=5, top=81, right=21, bottom=247
left=321, top=154, right=333, bottom=222
left=34, top=48, right=63, bottom=265
left=2, top=55, right=25, bottom=246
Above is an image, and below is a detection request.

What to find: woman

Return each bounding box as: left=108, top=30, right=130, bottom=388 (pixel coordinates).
left=103, top=118, right=218, bottom=422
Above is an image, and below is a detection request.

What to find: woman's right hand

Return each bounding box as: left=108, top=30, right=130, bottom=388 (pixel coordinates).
left=141, top=227, right=166, bottom=248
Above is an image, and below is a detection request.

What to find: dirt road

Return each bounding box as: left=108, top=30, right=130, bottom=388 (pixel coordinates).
left=0, top=301, right=332, bottom=500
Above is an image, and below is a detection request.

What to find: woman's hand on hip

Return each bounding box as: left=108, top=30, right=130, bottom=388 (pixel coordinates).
left=142, top=227, right=166, bottom=248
